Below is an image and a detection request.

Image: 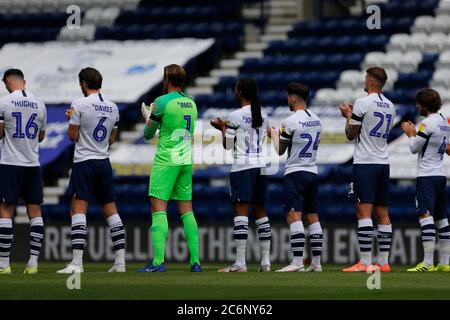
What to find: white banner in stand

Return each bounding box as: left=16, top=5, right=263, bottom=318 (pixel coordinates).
left=0, top=39, right=215, bottom=103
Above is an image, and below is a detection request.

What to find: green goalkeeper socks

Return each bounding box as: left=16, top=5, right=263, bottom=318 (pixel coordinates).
left=151, top=211, right=168, bottom=266
left=181, top=211, right=200, bottom=265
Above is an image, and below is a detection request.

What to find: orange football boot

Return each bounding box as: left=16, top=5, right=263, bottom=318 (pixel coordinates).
left=375, top=262, right=391, bottom=272
left=342, top=261, right=373, bottom=272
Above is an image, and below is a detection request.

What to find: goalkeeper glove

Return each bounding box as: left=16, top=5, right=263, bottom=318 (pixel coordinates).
left=141, top=102, right=154, bottom=121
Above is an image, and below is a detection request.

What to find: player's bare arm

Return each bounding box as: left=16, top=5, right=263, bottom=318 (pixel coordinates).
left=345, top=122, right=360, bottom=141
left=340, top=103, right=360, bottom=140
left=109, top=127, right=118, bottom=145
left=0, top=123, right=4, bottom=139
left=38, top=130, right=45, bottom=143
left=401, top=121, right=417, bottom=137
left=66, top=107, right=78, bottom=142
left=402, top=121, right=426, bottom=154
left=65, top=108, right=73, bottom=120
left=211, top=118, right=234, bottom=150
left=68, top=124, right=80, bottom=142
left=268, top=127, right=288, bottom=155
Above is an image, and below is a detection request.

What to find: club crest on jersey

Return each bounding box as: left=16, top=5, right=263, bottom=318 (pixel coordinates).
left=418, top=124, right=426, bottom=133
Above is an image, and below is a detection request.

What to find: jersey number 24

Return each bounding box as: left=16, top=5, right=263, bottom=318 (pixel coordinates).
left=299, top=132, right=320, bottom=158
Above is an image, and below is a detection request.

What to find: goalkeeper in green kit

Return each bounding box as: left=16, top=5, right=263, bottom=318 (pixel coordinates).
left=137, top=64, right=200, bottom=272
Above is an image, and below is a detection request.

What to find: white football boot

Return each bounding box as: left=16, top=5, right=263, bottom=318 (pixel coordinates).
left=258, top=264, right=271, bottom=272
left=56, top=264, right=84, bottom=274
left=218, top=264, right=247, bottom=272
left=275, top=264, right=305, bottom=272
left=305, top=264, right=322, bottom=272
left=108, top=264, right=126, bottom=273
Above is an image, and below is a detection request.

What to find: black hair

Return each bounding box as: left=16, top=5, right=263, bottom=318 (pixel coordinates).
left=287, top=82, right=309, bottom=102
left=78, top=67, right=103, bottom=90
left=2, top=68, right=24, bottom=82
left=236, top=77, right=262, bottom=128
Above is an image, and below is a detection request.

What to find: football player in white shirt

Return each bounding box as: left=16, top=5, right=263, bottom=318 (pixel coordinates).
left=401, top=89, right=450, bottom=272
left=211, top=77, right=272, bottom=272
left=268, top=83, right=324, bottom=272
left=0, top=69, right=46, bottom=275
left=57, top=68, right=125, bottom=274
left=339, top=67, right=396, bottom=272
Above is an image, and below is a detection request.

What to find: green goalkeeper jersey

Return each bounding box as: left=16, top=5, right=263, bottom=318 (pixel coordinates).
left=148, top=91, right=197, bottom=166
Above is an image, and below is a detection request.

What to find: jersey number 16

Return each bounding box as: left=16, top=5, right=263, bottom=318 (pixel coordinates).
left=11, top=112, right=39, bottom=139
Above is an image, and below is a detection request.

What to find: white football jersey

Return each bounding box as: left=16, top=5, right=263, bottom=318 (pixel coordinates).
left=409, top=113, right=450, bottom=177
left=225, top=105, right=269, bottom=172
left=0, top=90, right=46, bottom=167
left=349, top=93, right=396, bottom=164
left=280, top=109, right=322, bottom=175
left=69, top=93, right=119, bottom=163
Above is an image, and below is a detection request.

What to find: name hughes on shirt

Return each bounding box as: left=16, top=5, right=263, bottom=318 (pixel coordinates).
left=11, top=100, right=38, bottom=109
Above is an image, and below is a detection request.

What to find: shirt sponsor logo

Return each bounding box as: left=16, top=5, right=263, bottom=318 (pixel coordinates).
left=418, top=124, right=426, bottom=133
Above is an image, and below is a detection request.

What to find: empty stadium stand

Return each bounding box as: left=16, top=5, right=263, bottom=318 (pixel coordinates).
left=2, top=0, right=447, bottom=224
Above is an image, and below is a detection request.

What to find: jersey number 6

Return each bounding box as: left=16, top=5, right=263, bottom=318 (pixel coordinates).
left=93, top=117, right=107, bottom=142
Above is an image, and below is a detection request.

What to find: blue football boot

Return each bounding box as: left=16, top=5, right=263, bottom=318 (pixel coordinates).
left=137, top=262, right=166, bottom=272
left=190, top=262, right=202, bottom=273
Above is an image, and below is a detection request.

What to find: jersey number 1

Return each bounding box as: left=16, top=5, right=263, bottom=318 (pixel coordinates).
left=183, top=115, right=191, bottom=140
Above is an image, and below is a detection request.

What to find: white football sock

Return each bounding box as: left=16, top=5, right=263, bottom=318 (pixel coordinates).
left=420, top=216, right=436, bottom=266
left=71, top=214, right=87, bottom=266
left=437, top=219, right=450, bottom=265
left=377, top=224, right=392, bottom=266
left=358, top=218, right=374, bottom=266
left=234, top=216, right=248, bottom=267
left=255, top=217, right=271, bottom=266
left=308, top=222, right=323, bottom=266
left=290, top=221, right=305, bottom=267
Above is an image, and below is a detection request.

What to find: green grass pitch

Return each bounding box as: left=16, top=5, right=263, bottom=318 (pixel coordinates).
left=1, top=263, right=450, bottom=300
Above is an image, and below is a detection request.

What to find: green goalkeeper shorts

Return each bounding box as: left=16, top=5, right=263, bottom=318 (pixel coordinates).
left=149, top=164, right=192, bottom=201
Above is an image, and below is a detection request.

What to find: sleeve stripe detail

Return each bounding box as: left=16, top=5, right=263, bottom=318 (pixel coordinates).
left=226, top=124, right=238, bottom=130
left=351, top=114, right=363, bottom=122
left=114, top=121, right=119, bottom=127
left=0, top=116, right=4, bottom=121
left=417, top=131, right=429, bottom=139
left=150, top=113, right=162, bottom=123
left=281, top=131, right=293, bottom=140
